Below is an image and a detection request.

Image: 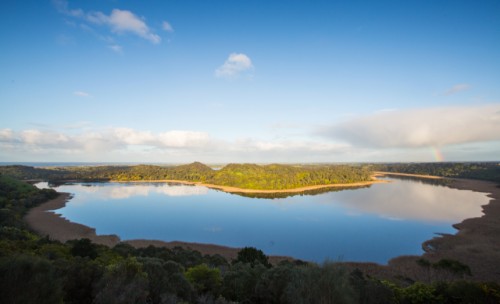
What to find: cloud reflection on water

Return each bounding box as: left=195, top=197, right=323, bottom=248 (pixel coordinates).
left=330, top=179, right=489, bottom=223
left=53, top=182, right=209, bottom=201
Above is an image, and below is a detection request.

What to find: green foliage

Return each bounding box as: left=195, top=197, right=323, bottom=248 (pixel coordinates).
left=374, top=162, right=500, bottom=183
left=234, top=246, right=271, bottom=268
left=435, top=281, right=500, bottom=304
left=185, top=263, right=222, bottom=295
left=70, top=238, right=99, bottom=259
left=62, top=257, right=103, bottom=304
left=222, top=262, right=267, bottom=302
left=94, top=257, right=149, bottom=304
left=0, top=175, right=58, bottom=229
left=284, top=262, right=358, bottom=304
left=255, top=263, right=297, bottom=303
left=0, top=254, right=63, bottom=304
left=0, top=162, right=373, bottom=190
left=209, top=163, right=372, bottom=190
left=140, top=257, right=193, bottom=303
left=349, top=269, right=394, bottom=304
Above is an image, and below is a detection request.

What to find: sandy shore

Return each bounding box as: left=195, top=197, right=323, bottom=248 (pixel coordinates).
left=25, top=193, right=120, bottom=247
left=24, top=174, right=500, bottom=281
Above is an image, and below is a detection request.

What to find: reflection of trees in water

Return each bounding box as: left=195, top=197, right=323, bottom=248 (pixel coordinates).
left=380, top=175, right=451, bottom=187
left=227, top=185, right=371, bottom=199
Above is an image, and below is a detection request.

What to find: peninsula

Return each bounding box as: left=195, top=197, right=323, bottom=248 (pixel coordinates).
left=0, top=162, right=375, bottom=192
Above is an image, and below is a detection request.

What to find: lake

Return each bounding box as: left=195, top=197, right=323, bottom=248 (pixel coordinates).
left=38, top=177, right=490, bottom=264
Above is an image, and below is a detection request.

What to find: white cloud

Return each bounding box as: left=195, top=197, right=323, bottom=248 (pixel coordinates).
left=0, top=129, right=14, bottom=141
left=162, top=21, right=174, bottom=32
left=53, top=0, right=83, bottom=17
left=158, top=131, right=211, bottom=148
left=106, top=9, right=160, bottom=44
left=0, top=128, right=214, bottom=154
left=113, top=128, right=156, bottom=145
left=321, top=104, right=500, bottom=148
left=0, top=127, right=349, bottom=162
left=74, top=91, right=91, bottom=97
left=215, top=53, right=253, bottom=78
left=444, top=83, right=471, bottom=95
left=54, top=1, right=161, bottom=44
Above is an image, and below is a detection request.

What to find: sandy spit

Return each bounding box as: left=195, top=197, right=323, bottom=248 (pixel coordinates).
left=111, top=176, right=388, bottom=194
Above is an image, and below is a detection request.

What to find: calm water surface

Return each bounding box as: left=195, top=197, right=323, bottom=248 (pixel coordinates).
left=40, top=178, right=490, bottom=264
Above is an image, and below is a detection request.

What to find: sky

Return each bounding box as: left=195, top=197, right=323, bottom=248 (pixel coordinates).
left=1, top=0, right=499, bottom=163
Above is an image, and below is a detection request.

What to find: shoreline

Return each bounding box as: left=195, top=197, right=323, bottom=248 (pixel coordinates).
left=25, top=193, right=120, bottom=247
left=24, top=173, right=500, bottom=280
left=387, top=177, right=500, bottom=282
left=23, top=192, right=290, bottom=262
left=373, top=171, right=444, bottom=180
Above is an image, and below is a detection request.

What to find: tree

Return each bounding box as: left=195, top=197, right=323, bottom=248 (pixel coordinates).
left=0, top=254, right=63, bottom=304
left=185, top=263, right=222, bottom=296
left=234, top=247, right=271, bottom=268
left=62, top=257, right=103, bottom=304
left=139, top=257, right=193, bottom=304
left=222, top=262, right=267, bottom=302
left=70, top=238, right=98, bottom=260
left=94, top=257, right=148, bottom=304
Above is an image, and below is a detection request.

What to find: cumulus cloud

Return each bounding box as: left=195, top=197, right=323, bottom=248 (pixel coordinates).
left=157, top=131, right=211, bottom=148
left=0, top=126, right=351, bottom=162
left=110, top=128, right=211, bottom=149
left=162, top=21, right=174, bottom=32
left=0, top=128, right=214, bottom=154
left=321, top=104, right=500, bottom=148
left=54, top=0, right=161, bottom=44
left=215, top=53, right=253, bottom=78
left=98, top=9, right=161, bottom=44
left=0, top=129, right=14, bottom=141
left=444, top=83, right=471, bottom=95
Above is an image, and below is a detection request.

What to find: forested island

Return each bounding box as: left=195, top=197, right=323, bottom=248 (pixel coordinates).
left=1, top=173, right=500, bottom=303
left=0, top=162, right=374, bottom=191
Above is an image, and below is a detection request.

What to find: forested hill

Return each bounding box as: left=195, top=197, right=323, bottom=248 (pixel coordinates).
left=0, top=162, right=372, bottom=190
left=208, top=163, right=371, bottom=190
left=373, top=162, right=500, bottom=183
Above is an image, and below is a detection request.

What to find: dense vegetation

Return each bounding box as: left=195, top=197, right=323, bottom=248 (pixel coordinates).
left=1, top=174, right=500, bottom=303
left=373, top=162, right=500, bottom=183
left=0, top=162, right=373, bottom=190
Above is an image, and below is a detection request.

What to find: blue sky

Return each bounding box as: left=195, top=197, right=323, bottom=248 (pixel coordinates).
left=1, top=0, right=499, bottom=163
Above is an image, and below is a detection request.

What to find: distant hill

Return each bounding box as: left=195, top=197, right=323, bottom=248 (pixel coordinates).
left=372, top=162, right=500, bottom=183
